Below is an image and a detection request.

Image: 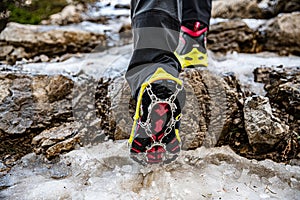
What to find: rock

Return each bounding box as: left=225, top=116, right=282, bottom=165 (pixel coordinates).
left=244, top=95, right=289, bottom=153
left=253, top=66, right=273, bottom=84
left=253, top=65, right=300, bottom=160
left=0, top=22, right=106, bottom=63
left=0, top=70, right=108, bottom=165
left=0, top=45, right=13, bottom=59
left=0, top=7, right=9, bottom=33
left=0, top=72, right=74, bottom=163
left=258, top=12, right=300, bottom=56
left=212, top=0, right=264, bottom=19
left=274, top=0, right=300, bottom=14
left=212, top=0, right=300, bottom=19
left=258, top=0, right=300, bottom=18
left=0, top=161, right=9, bottom=173
left=41, top=4, right=85, bottom=25
left=40, top=54, right=50, bottom=62
left=207, top=14, right=300, bottom=56
left=254, top=66, right=300, bottom=131
left=98, top=68, right=246, bottom=150
left=32, top=122, right=82, bottom=159
left=207, top=20, right=259, bottom=53
left=217, top=72, right=251, bottom=152
left=115, top=3, right=130, bottom=10
left=264, top=66, right=299, bottom=134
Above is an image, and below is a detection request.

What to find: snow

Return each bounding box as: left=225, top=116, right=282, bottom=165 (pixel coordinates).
left=1, top=141, right=300, bottom=199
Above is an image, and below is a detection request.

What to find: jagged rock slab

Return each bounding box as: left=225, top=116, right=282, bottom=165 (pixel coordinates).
left=253, top=65, right=300, bottom=160
left=244, top=95, right=289, bottom=153
left=97, top=68, right=247, bottom=150
left=258, top=12, right=300, bottom=55
left=0, top=72, right=74, bottom=166
left=207, top=20, right=258, bottom=53
left=0, top=22, right=106, bottom=63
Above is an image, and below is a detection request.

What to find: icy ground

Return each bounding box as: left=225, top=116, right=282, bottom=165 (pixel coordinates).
left=1, top=141, right=300, bottom=200
left=20, top=44, right=300, bottom=94
left=1, top=45, right=300, bottom=199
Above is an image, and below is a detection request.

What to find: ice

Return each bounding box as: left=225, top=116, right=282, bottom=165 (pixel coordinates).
left=20, top=44, right=300, bottom=96
left=208, top=51, right=300, bottom=94
left=210, top=18, right=266, bottom=30
left=1, top=142, right=300, bottom=200
left=242, top=19, right=267, bottom=30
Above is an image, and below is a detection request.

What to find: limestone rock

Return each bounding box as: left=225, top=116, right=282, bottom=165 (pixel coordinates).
left=0, top=22, right=106, bottom=63
left=0, top=72, right=74, bottom=162
left=253, top=65, right=300, bottom=160
left=266, top=67, right=299, bottom=134
left=98, top=68, right=245, bottom=150
left=32, top=122, right=82, bottom=159
left=208, top=20, right=258, bottom=53
left=244, top=95, right=289, bottom=153
left=258, top=12, right=300, bottom=55
left=253, top=67, right=273, bottom=84
left=212, top=0, right=264, bottom=19
left=258, top=0, right=300, bottom=18
left=254, top=66, right=300, bottom=133
left=212, top=0, right=300, bottom=19
left=41, top=4, right=85, bottom=25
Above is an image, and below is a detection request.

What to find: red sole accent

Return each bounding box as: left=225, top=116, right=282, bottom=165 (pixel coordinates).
left=154, top=119, right=164, bottom=133
left=171, top=146, right=179, bottom=152
left=146, top=145, right=166, bottom=163
left=155, top=103, right=169, bottom=116
left=157, top=133, right=164, bottom=141
left=134, top=140, right=142, bottom=147
left=171, top=137, right=177, bottom=144
left=131, top=148, right=141, bottom=153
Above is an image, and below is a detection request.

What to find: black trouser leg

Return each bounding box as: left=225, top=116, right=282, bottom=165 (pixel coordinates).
left=126, top=0, right=212, bottom=98
left=182, top=0, right=212, bottom=27
left=125, top=0, right=182, bottom=98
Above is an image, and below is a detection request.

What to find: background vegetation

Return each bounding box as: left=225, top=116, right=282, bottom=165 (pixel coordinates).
left=3, top=0, right=68, bottom=24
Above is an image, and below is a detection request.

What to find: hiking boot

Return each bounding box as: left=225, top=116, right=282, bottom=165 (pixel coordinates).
left=128, top=68, right=186, bottom=165
left=175, top=21, right=208, bottom=68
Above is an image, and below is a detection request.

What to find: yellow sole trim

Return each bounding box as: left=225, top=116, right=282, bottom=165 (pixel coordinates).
left=175, top=48, right=208, bottom=69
